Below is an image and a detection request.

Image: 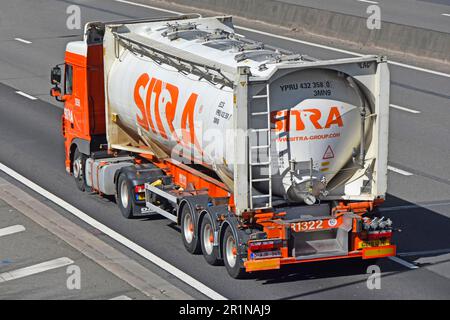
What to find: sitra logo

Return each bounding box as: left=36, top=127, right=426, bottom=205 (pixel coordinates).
left=271, top=107, right=344, bottom=133
left=134, top=73, right=202, bottom=153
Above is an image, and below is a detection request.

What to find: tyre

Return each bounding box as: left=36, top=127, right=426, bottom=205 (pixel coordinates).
left=222, top=226, right=246, bottom=279
left=116, top=174, right=134, bottom=219
left=180, top=204, right=201, bottom=254
left=72, top=148, right=87, bottom=192
left=200, top=214, right=222, bottom=265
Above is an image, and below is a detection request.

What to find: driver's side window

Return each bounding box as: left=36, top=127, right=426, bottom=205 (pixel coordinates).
left=65, top=64, right=73, bottom=95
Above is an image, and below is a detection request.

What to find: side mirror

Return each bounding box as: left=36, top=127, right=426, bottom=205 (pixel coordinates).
left=50, top=66, right=62, bottom=85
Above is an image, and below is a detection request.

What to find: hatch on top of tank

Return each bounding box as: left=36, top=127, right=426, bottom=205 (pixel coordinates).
left=114, top=15, right=312, bottom=76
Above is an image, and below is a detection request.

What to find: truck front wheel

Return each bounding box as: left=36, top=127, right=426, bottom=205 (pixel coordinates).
left=222, top=227, right=246, bottom=279
left=116, top=174, right=134, bottom=219
left=73, top=149, right=87, bottom=192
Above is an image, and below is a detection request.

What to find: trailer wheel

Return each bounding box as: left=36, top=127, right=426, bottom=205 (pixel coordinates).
left=200, top=214, right=222, bottom=265
left=222, top=227, right=246, bottom=279
left=73, top=149, right=87, bottom=192
left=180, top=204, right=201, bottom=254
left=116, top=174, right=134, bottom=219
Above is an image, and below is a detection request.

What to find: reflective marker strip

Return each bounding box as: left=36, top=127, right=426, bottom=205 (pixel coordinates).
left=362, top=245, right=396, bottom=259
left=245, top=258, right=281, bottom=272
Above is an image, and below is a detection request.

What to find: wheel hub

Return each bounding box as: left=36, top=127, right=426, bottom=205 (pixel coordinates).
left=203, top=223, right=214, bottom=255
left=183, top=213, right=194, bottom=244
left=120, top=179, right=129, bottom=208
left=73, top=158, right=82, bottom=179
left=225, top=235, right=237, bottom=268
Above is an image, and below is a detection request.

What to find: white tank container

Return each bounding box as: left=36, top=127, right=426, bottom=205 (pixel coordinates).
left=103, top=16, right=375, bottom=203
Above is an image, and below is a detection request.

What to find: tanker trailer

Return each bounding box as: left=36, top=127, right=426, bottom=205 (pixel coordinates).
left=50, top=15, right=395, bottom=278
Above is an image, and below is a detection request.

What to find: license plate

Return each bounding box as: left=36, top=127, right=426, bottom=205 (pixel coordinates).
left=358, top=239, right=390, bottom=249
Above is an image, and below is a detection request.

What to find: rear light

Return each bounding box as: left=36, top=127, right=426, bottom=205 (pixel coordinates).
left=248, top=239, right=283, bottom=252
left=135, top=194, right=145, bottom=201
left=134, top=185, right=145, bottom=193
left=134, top=184, right=145, bottom=201
left=367, top=230, right=392, bottom=240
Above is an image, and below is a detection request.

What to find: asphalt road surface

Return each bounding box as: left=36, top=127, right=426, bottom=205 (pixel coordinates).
left=0, top=0, right=450, bottom=299
left=282, top=0, right=450, bottom=33
left=0, top=193, right=149, bottom=300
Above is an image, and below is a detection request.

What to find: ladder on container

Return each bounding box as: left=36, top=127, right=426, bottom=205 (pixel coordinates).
left=249, top=83, right=273, bottom=210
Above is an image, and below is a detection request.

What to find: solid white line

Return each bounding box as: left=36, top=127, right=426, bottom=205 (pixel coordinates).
left=115, top=0, right=180, bottom=14
left=388, top=166, right=413, bottom=176
left=14, top=38, right=32, bottom=44
left=112, top=0, right=450, bottom=79
left=390, top=104, right=421, bottom=114
left=0, top=257, right=74, bottom=283
left=387, top=61, right=450, bottom=78
left=234, top=28, right=450, bottom=78
left=442, top=14, right=450, bottom=17
left=388, top=256, right=418, bottom=269
left=15, top=91, right=37, bottom=100
left=0, top=225, right=26, bottom=238
left=235, top=25, right=365, bottom=57
left=357, top=0, right=379, bottom=4
left=110, top=295, right=132, bottom=300
left=0, top=162, right=226, bottom=300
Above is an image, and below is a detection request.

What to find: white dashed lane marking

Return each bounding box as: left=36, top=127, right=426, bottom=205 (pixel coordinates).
left=0, top=225, right=26, bottom=238
left=0, top=257, right=74, bottom=283
left=110, top=295, right=132, bottom=300
left=390, top=104, right=421, bottom=114
left=14, top=38, right=32, bottom=44
left=15, top=91, right=37, bottom=100
left=388, top=256, right=419, bottom=269
left=388, top=166, right=413, bottom=176
left=357, top=0, right=379, bottom=4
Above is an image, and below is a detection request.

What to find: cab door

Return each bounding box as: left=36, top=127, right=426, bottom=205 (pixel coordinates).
left=63, top=63, right=88, bottom=140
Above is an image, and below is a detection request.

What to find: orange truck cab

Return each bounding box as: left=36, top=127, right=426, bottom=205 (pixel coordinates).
left=51, top=38, right=106, bottom=179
